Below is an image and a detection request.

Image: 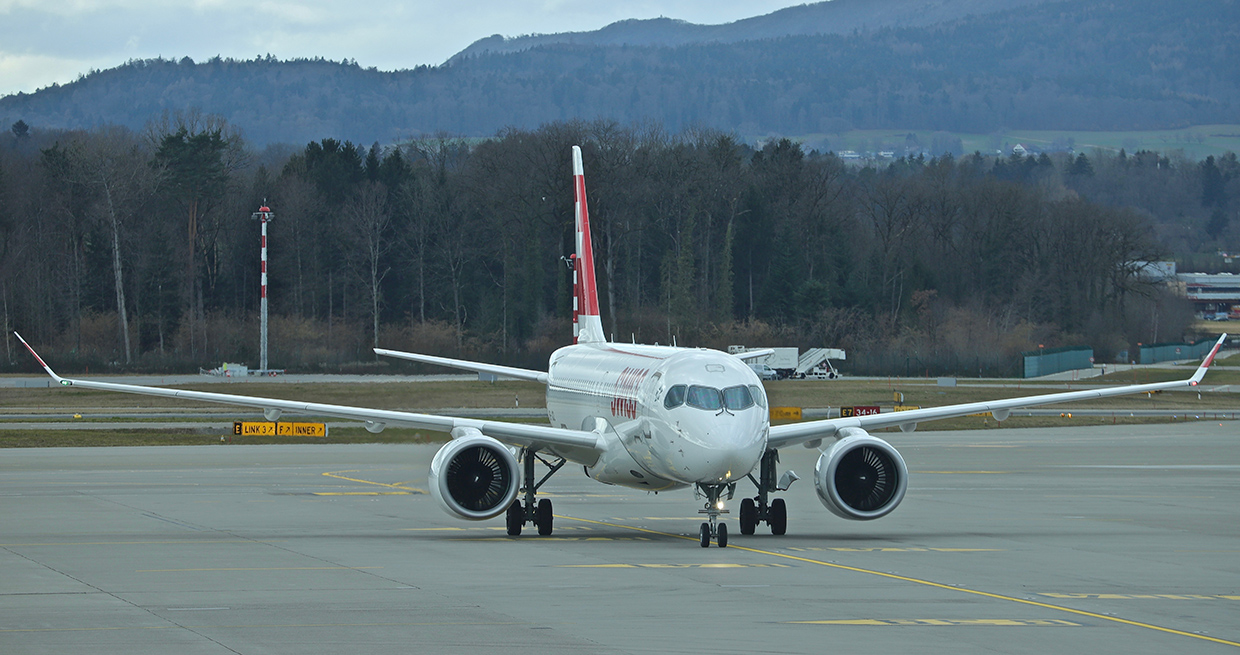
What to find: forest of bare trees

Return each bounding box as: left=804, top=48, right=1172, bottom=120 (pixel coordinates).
left=2, top=117, right=1235, bottom=377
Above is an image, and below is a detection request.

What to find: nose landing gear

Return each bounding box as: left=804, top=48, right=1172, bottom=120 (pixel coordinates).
left=695, top=482, right=735, bottom=547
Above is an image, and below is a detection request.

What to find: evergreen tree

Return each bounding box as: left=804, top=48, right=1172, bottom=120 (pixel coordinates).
left=1069, top=153, right=1094, bottom=177
left=1205, top=207, right=1229, bottom=239
left=1201, top=155, right=1226, bottom=208
left=153, top=126, right=232, bottom=355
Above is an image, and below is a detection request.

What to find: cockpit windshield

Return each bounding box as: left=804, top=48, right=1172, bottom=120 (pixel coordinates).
left=686, top=385, right=722, bottom=410
left=664, top=385, right=687, bottom=409
left=722, top=385, right=755, bottom=410
left=748, top=384, right=767, bottom=409
left=665, top=384, right=756, bottom=411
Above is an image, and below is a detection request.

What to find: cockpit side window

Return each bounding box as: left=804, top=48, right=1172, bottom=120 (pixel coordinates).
left=722, top=385, right=754, bottom=410
left=664, top=385, right=687, bottom=409
left=748, top=384, right=767, bottom=409
left=686, top=385, right=723, bottom=411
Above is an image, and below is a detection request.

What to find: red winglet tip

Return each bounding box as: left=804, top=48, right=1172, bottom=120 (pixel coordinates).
left=14, top=332, right=58, bottom=380
left=1201, top=334, right=1226, bottom=369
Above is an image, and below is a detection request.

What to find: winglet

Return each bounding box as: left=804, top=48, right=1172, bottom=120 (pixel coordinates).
left=571, top=145, right=605, bottom=344
left=1189, top=333, right=1227, bottom=385
left=14, top=332, right=69, bottom=386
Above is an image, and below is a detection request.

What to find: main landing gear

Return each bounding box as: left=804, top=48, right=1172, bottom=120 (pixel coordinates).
left=739, top=449, right=797, bottom=536
left=506, top=448, right=566, bottom=537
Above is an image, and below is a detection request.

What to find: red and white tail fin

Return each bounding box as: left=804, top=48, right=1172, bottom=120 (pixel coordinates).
left=572, top=145, right=605, bottom=344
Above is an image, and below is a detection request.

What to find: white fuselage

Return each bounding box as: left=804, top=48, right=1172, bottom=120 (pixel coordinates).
left=544, top=343, right=770, bottom=491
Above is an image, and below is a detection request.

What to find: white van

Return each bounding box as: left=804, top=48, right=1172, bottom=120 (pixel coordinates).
left=748, top=363, right=777, bottom=380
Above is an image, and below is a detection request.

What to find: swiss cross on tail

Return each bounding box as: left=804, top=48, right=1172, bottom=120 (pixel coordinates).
left=572, top=145, right=606, bottom=344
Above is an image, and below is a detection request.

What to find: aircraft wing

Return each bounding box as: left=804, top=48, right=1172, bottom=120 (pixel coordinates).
left=373, top=347, right=548, bottom=383
left=15, top=333, right=599, bottom=457
left=768, top=334, right=1227, bottom=450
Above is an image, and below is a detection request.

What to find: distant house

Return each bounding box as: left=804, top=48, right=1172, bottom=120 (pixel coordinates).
left=1012, top=143, right=1042, bottom=156
left=1135, top=261, right=1177, bottom=281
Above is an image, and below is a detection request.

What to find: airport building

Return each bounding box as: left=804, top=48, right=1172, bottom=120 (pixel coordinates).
left=1179, top=272, right=1240, bottom=319
left=1138, top=262, right=1240, bottom=319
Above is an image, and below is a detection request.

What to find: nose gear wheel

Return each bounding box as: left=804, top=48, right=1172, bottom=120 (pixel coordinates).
left=695, top=482, right=733, bottom=548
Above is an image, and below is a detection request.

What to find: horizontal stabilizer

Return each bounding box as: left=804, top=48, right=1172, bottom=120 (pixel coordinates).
left=374, top=348, right=548, bottom=383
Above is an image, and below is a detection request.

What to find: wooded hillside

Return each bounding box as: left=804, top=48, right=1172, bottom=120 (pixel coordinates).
left=1, top=0, right=1236, bottom=146
left=3, top=119, right=1234, bottom=376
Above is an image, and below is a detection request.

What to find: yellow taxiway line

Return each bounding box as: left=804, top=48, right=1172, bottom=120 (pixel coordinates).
left=559, top=514, right=1240, bottom=649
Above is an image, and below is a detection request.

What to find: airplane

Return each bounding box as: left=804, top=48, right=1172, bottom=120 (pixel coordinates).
left=15, top=146, right=1229, bottom=548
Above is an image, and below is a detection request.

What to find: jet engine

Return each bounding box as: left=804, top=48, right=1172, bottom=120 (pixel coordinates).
left=428, top=429, right=520, bottom=520
left=814, top=428, right=908, bottom=520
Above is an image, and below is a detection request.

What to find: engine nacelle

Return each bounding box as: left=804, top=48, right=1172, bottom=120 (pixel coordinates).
left=814, top=428, right=908, bottom=520
left=428, top=429, right=520, bottom=520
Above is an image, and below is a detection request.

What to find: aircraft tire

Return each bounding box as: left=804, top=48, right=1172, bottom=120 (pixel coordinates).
left=506, top=502, right=523, bottom=536
left=739, top=498, right=757, bottom=535
left=536, top=498, right=553, bottom=536
left=699, top=523, right=711, bottom=548
left=769, top=498, right=787, bottom=535
left=717, top=523, right=728, bottom=548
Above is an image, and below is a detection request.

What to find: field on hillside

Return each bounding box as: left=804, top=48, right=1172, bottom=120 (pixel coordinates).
left=788, top=125, right=1240, bottom=160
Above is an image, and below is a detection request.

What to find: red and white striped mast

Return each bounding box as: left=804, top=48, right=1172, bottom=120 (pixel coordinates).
left=251, top=204, right=275, bottom=372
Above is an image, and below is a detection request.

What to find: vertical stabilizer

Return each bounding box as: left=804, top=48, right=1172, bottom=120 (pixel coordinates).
left=572, top=146, right=606, bottom=344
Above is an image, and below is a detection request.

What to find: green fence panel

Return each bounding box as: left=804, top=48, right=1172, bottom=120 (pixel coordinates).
left=1139, top=339, right=1216, bottom=365
left=1022, top=347, right=1093, bottom=378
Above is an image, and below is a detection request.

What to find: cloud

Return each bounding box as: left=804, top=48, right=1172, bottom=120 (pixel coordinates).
left=0, top=52, right=115, bottom=94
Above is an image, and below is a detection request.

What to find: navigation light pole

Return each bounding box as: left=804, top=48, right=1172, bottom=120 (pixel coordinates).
left=251, top=204, right=275, bottom=372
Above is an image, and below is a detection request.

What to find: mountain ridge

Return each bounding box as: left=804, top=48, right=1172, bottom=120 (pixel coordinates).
left=449, top=0, right=1057, bottom=61
left=1, top=0, right=1235, bottom=146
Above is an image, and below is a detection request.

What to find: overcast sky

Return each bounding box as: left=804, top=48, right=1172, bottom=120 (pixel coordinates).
left=0, top=1, right=809, bottom=97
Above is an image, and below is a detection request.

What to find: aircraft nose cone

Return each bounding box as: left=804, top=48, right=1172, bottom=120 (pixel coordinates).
left=700, top=426, right=765, bottom=482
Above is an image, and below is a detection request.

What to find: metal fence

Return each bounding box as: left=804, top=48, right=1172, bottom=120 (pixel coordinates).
left=1021, top=346, right=1094, bottom=378
left=846, top=350, right=1020, bottom=378
left=1138, top=339, right=1217, bottom=365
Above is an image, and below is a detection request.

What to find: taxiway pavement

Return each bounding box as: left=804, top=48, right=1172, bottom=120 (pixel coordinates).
left=1, top=421, right=1238, bottom=654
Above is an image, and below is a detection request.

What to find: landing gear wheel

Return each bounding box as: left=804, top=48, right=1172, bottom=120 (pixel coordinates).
left=717, top=523, right=728, bottom=548
left=739, top=498, right=757, bottom=535
left=699, top=522, right=711, bottom=548
left=769, top=498, right=787, bottom=536
left=506, top=502, right=523, bottom=536
left=536, top=498, right=554, bottom=536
